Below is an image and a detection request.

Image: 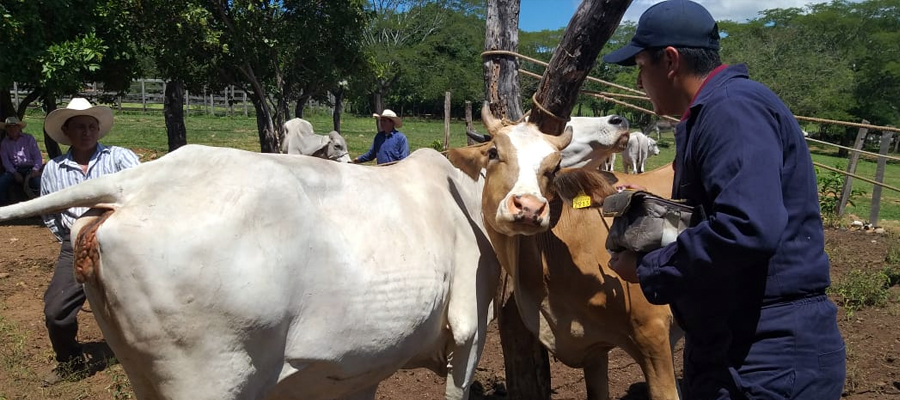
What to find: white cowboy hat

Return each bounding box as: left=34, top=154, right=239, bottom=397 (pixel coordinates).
left=3, top=116, right=26, bottom=128
left=44, top=98, right=114, bottom=146
left=372, top=109, right=403, bottom=128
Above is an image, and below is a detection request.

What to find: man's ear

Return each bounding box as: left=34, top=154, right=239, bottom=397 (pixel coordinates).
left=664, top=46, right=680, bottom=79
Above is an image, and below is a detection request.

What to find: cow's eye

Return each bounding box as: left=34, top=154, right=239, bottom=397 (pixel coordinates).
left=487, top=147, right=499, bottom=160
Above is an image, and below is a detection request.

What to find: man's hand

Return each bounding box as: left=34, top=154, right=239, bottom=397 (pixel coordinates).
left=13, top=172, right=23, bottom=183
left=615, top=183, right=647, bottom=192
left=608, top=250, right=641, bottom=283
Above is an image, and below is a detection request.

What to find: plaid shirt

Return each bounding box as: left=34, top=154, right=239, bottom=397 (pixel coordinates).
left=40, top=143, right=140, bottom=241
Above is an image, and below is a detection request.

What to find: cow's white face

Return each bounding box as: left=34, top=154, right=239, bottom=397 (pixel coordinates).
left=474, top=115, right=571, bottom=237
left=648, top=138, right=660, bottom=156
left=572, top=116, right=630, bottom=149
left=325, top=131, right=352, bottom=163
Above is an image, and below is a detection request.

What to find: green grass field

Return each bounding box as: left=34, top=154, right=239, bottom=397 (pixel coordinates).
left=16, top=107, right=900, bottom=223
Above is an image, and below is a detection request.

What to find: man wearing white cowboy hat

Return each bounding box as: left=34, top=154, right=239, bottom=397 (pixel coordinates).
left=353, top=108, right=409, bottom=164
left=0, top=116, right=43, bottom=204
left=38, top=97, right=140, bottom=386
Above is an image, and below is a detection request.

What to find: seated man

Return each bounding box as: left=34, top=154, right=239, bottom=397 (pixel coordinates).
left=0, top=116, right=42, bottom=204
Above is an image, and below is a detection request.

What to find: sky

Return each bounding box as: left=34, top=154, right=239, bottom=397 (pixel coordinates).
left=518, top=0, right=859, bottom=32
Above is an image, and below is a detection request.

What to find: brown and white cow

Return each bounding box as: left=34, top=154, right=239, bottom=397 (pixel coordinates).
left=449, top=105, right=680, bottom=400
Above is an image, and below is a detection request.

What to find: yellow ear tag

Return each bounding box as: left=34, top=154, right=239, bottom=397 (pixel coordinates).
left=573, top=192, right=592, bottom=209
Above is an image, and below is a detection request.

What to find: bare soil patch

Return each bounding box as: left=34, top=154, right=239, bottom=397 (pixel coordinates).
left=1, top=220, right=898, bottom=399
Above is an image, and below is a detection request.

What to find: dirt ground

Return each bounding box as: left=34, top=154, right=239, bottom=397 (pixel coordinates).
left=1, top=218, right=898, bottom=400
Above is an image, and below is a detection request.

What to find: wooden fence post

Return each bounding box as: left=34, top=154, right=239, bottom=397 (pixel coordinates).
left=838, top=121, right=868, bottom=216
left=229, top=86, right=235, bottom=116
left=243, top=90, right=248, bottom=117
left=185, top=89, right=190, bottom=117
left=13, top=82, right=19, bottom=109
left=443, top=91, right=451, bottom=151
left=869, top=132, right=894, bottom=226
left=465, top=101, right=475, bottom=146
left=141, top=79, right=147, bottom=113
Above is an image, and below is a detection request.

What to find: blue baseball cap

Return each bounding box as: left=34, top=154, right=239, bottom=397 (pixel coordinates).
left=603, top=0, right=720, bottom=66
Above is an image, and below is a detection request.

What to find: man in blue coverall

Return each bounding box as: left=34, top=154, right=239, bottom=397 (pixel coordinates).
left=604, top=1, right=846, bottom=399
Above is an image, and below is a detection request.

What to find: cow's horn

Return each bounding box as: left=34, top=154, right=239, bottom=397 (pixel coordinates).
left=465, top=128, right=491, bottom=143
left=481, top=101, right=503, bottom=134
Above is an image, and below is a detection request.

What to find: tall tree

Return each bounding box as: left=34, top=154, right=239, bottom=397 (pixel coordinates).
left=483, top=2, right=553, bottom=399
left=0, top=0, right=141, bottom=157
left=127, top=0, right=223, bottom=152
left=392, top=1, right=485, bottom=116
left=203, top=0, right=368, bottom=152
left=358, top=0, right=458, bottom=113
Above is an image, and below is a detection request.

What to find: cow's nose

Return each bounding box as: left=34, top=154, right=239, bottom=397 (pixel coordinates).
left=508, top=194, right=548, bottom=225
left=609, top=115, right=628, bottom=129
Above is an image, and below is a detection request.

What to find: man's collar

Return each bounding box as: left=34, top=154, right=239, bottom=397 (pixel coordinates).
left=62, top=143, right=108, bottom=164
left=681, top=64, right=730, bottom=122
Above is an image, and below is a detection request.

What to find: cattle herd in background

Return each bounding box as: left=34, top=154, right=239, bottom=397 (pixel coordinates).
left=0, top=109, right=680, bottom=400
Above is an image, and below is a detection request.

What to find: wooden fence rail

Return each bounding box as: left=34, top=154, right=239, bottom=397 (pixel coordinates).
left=11, top=79, right=252, bottom=117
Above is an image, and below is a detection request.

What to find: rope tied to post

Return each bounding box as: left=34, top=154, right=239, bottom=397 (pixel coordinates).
left=530, top=93, right=570, bottom=123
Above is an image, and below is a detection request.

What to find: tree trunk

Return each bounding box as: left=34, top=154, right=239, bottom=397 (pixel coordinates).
left=373, top=90, right=385, bottom=115
left=163, top=81, right=188, bottom=152
left=249, top=94, right=279, bottom=153
left=332, top=86, right=345, bottom=132
left=295, top=96, right=310, bottom=119
left=484, top=1, right=552, bottom=399
left=41, top=95, right=62, bottom=159
left=529, top=0, right=632, bottom=135
left=0, top=87, right=14, bottom=121
left=483, top=0, right=524, bottom=121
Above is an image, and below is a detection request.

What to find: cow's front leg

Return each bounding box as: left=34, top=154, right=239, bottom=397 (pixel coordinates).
left=444, top=334, right=478, bottom=400
left=584, top=351, right=610, bottom=400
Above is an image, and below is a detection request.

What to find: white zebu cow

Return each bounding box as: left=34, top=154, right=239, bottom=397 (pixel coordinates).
left=622, top=131, right=660, bottom=174
left=599, top=153, right=616, bottom=172
left=467, top=115, right=630, bottom=169
left=281, top=118, right=352, bottom=163
left=0, top=145, right=500, bottom=400
left=560, top=116, right=630, bottom=169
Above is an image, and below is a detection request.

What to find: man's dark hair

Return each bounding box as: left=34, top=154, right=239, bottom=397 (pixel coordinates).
left=648, top=47, right=721, bottom=76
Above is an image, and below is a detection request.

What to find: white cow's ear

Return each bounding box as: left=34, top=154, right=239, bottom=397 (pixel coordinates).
left=448, top=144, right=489, bottom=181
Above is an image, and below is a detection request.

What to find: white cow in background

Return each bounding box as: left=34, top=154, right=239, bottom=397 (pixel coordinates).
left=599, top=153, right=616, bottom=172
left=622, top=131, right=660, bottom=174
left=467, top=115, right=631, bottom=170
left=281, top=118, right=352, bottom=163
left=0, top=145, right=500, bottom=400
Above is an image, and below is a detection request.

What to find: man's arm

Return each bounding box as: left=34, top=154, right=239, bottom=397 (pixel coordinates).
left=636, top=98, right=789, bottom=305
left=397, top=134, right=409, bottom=159
left=27, top=135, right=43, bottom=171
left=355, top=133, right=380, bottom=163
left=113, top=147, right=141, bottom=170
left=39, top=161, right=66, bottom=242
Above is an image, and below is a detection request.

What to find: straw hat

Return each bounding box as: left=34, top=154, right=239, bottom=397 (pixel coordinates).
left=3, top=116, right=26, bottom=128
left=372, top=109, right=403, bottom=128
left=44, top=98, right=114, bottom=146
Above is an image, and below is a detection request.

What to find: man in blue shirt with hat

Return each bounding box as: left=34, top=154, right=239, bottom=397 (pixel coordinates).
left=604, top=1, right=846, bottom=399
